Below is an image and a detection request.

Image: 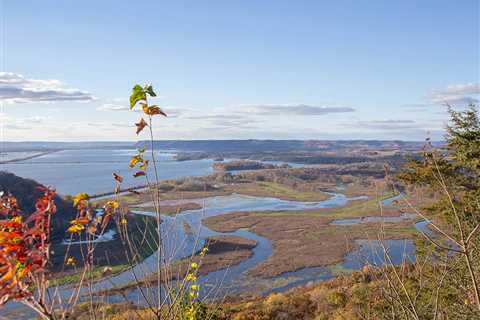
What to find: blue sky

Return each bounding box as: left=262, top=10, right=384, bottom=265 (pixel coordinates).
left=0, top=0, right=478, bottom=141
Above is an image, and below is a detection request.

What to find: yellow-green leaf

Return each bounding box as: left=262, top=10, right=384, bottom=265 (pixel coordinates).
left=130, top=84, right=146, bottom=109
left=73, top=193, right=89, bottom=206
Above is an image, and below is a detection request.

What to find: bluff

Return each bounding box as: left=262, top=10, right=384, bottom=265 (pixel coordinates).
left=0, top=171, right=77, bottom=243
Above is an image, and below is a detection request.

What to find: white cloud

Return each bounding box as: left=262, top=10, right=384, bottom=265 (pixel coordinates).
left=237, top=104, right=355, bottom=115
left=435, top=83, right=480, bottom=96
left=183, top=103, right=354, bottom=131
left=0, top=114, right=51, bottom=132
left=210, top=118, right=259, bottom=129
left=97, top=102, right=353, bottom=122
left=20, top=116, right=50, bottom=124
left=0, top=112, right=11, bottom=121
left=428, top=82, right=480, bottom=105
left=346, top=119, right=423, bottom=131
left=96, top=103, right=186, bottom=118
left=4, top=124, right=31, bottom=130
left=185, top=113, right=262, bottom=130
left=186, top=114, right=239, bottom=120
left=163, top=108, right=186, bottom=118
left=111, top=122, right=133, bottom=128
left=0, top=72, right=95, bottom=103
left=96, top=103, right=129, bottom=111
left=365, top=120, right=415, bottom=124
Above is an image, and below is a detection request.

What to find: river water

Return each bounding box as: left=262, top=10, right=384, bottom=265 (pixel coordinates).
left=1, top=149, right=303, bottom=196
left=0, top=149, right=425, bottom=318
left=0, top=149, right=214, bottom=196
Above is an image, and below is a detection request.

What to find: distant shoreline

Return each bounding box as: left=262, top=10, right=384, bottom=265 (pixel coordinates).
left=0, top=150, right=60, bottom=164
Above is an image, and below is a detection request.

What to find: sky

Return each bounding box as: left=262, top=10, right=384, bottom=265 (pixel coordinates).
left=0, top=0, right=478, bottom=141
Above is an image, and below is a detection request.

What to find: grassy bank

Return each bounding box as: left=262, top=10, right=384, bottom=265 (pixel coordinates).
left=225, top=181, right=330, bottom=201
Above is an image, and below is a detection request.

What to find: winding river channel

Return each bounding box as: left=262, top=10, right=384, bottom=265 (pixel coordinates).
left=1, top=150, right=430, bottom=318
left=31, top=196, right=422, bottom=300
left=1, top=191, right=428, bottom=319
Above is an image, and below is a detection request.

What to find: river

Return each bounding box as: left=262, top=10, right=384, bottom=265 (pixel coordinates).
left=0, top=149, right=214, bottom=196
left=0, top=150, right=425, bottom=319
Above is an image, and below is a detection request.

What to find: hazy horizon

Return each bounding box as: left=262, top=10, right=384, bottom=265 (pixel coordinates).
left=0, top=138, right=441, bottom=143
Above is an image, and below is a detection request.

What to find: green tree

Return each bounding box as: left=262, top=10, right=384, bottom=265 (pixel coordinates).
left=398, top=104, right=480, bottom=317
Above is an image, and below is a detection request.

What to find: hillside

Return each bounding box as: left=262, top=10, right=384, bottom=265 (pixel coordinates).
left=136, top=139, right=431, bottom=153
left=0, top=171, right=77, bottom=243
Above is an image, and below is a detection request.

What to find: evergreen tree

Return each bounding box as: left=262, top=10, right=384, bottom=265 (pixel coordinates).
left=399, top=104, right=480, bottom=317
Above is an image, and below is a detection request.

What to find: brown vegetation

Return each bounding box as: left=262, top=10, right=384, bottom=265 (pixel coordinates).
left=204, top=211, right=416, bottom=277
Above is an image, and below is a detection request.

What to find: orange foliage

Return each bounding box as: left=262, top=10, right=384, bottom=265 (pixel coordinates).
left=0, top=188, right=56, bottom=305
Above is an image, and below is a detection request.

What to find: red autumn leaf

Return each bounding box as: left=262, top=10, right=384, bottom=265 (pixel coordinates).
left=135, top=118, right=148, bottom=135
left=133, top=171, right=146, bottom=178
left=113, top=173, right=124, bottom=183
left=0, top=189, right=57, bottom=304
left=25, top=212, right=44, bottom=224
left=70, top=218, right=90, bottom=225
left=143, top=105, right=167, bottom=117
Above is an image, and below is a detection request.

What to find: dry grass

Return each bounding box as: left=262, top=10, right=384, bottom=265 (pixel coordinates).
left=224, top=181, right=330, bottom=201
left=204, top=212, right=417, bottom=277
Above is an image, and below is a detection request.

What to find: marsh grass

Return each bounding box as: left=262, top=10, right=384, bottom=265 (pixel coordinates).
left=228, top=180, right=330, bottom=201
